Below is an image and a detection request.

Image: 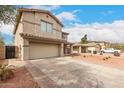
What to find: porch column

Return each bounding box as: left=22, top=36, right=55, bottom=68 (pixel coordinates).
left=60, top=43, right=64, bottom=57
left=71, top=45, right=73, bottom=54
left=79, top=46, right=81, bottom=53
left=21, top=39, right=29, bottom=60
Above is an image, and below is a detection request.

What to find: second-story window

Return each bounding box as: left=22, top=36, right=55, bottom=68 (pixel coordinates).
left=62, top=34, right=67, bottom=40
left=47, top=23, right=52, bottom=32
left=41, top=21, right=47, bottom=32
left=41, top=21, right=53, bottom=33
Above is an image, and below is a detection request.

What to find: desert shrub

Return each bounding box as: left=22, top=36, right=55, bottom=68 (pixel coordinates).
left=103, top=58, right=106, bottom=61
left=114, top=51, right=120, bottom=57
left=83, top=55, right=86, bottom=58
left=103, top=57, right=107, bottom=61
left=0, top=64, right=15, bottom=81
left=108, top=56, right=111, bottom=59
left=106, top=57, right=108, bottom=59
left=103, top=56, right=112, bottom=61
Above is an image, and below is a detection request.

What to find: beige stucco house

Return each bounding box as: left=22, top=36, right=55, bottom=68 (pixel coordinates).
left=88, top=41, right=109, bottom=50
left=72, top=43, right=101, bottom=54
left=13, top=8, right=72, bottom=60
left=72, top=41, right=109, bottom=54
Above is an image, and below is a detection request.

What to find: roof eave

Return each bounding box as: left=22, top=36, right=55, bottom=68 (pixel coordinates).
left=13, top=11, right=22, bottom=35
left=18, top=8, right=64, bottom=27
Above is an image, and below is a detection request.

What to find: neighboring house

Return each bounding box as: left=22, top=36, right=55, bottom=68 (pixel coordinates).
left=13, top=8, right=72, bottom=60
left=72, top=43, right=101, bottom=54
left=88, top=41, right=109, bottom=50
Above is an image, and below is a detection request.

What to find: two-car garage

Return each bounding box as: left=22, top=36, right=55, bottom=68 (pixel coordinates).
left=29, top=43, right=59, bottom=60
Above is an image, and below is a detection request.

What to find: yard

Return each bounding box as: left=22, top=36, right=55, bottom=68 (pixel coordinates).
left=1, top=53, right=124, bottom=88
left=0, top=60, right=39, bottom=88
left=73, top=53, right=124, bottom=70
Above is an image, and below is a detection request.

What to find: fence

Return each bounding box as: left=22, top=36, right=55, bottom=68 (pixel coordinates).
left=0, top=45, right=18, bottom=59
left=0, top=44, right=5, bottom=60
left=5, top=46, right=19, bottom=59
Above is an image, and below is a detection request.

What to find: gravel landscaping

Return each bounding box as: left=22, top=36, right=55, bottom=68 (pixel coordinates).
left=0, top=60, right=39, bottom=88
left=73, top=53, right=124, bottom=70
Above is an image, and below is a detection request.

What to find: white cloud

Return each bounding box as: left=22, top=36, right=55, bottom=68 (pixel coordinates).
left=56, top=10, right=79, bottom=22
left=101, top=10, right=113, bottom=16
left=28, top=5, right=60, bottom=11
left=0, top=24, right=14, bottom=36
left=64, top=20, right=124, bottom=43
left=72, top=9, right=80, bottom=13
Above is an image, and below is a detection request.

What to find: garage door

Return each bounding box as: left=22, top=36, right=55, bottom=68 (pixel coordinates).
left=29, top=43, right=59, bottom=59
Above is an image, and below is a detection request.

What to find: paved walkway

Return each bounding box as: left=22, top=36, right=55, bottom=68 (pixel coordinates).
left=25, top=57, right=124, bottom=88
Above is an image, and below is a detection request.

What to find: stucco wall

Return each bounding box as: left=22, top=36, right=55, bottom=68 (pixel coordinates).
left=22, top=12, right=62, bottom=40
left=14, top=15, right=24, bottom=60
left=98, top=43, right=106, bottom=49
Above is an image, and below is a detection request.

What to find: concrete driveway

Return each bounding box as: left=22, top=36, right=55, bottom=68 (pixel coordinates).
left=25, top=57, right=124, bottom=88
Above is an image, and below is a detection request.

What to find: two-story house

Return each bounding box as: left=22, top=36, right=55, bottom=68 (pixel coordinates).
left=13, top=8, right=72, bottom=60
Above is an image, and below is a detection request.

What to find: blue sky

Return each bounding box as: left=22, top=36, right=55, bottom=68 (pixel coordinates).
left=1, top=5, right=124, bottom=44
left=53, top=5, right=124, bottom=26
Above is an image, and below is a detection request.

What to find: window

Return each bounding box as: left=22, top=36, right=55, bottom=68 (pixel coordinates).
left=41, top=21, right=47, bottom=32
left=41, top=21, right=53, bottom=32
left=62, top=34, right=67, bottom=40
left=47, top=23, right=52, bottom=32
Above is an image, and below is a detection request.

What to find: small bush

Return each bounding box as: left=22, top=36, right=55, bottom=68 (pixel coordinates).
left=83, top=55, right=86, bottom=58
left=103, top=56, right=112, bottom=61
left=114, top=51, right=120, bottom=57
left=106, top=57, right=108, bottom=59
left=103, top=58, right=106, bottom=61
left=0, top=64, right=15, bottom=81
left=108, top=56, right=111, bottom=59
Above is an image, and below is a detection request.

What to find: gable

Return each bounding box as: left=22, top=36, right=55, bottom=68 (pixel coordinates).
left=13, top=8, right=63, bottom=35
